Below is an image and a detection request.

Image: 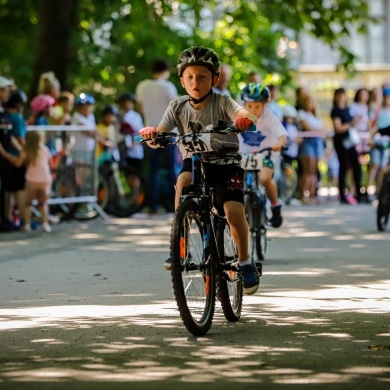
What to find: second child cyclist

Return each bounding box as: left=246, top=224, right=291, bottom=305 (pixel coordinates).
left=239, top=83, right=287, bottom=227
left=140, top=46, right=261, bottom=295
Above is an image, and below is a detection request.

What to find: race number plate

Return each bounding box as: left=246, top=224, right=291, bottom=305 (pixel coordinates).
left=241, top=153, right=263, bottom=170
left=178, top=133, right=213, bottom=157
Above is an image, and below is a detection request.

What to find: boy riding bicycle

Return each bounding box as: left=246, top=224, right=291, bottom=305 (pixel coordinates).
left=238, top=83, right=287, bottom=227
left=140, top=45, right=260, bottom=295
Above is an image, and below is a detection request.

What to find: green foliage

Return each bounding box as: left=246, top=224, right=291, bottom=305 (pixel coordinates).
left=0, top=0, right=371, bottom=108
left=0, top=0, right=37, bottom=89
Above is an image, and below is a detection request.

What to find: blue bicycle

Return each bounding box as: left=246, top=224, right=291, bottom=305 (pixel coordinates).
left=241, top=147, right=273, bottom=262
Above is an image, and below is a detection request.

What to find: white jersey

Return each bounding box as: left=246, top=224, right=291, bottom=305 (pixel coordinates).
left=122, top=109, right=144, bottom=160
left=71, top=112, right=96, bottom=152
left=135, top=77, right=178, bottom=127
left=239, top=106, right=287, bottom=154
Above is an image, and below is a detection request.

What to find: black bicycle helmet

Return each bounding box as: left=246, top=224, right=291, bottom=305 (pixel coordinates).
left=116, top=92, right=136, bottom=104
left=5, top=89, right=27, bottom=108
left=241, top=83, right=270, bottom=103
left=101, top=105, right=118, bottom=116
left=177, top=46, right=221, bottom=77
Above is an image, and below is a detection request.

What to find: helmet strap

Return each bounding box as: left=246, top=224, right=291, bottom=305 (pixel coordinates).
left=188, top=88, right=213, bottom=105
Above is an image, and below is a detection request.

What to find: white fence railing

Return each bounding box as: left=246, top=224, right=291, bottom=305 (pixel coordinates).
left=27, top=125, right=108, bottom=219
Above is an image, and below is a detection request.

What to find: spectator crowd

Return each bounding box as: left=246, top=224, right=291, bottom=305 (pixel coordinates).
left=1, top=64, right=389, bottom=234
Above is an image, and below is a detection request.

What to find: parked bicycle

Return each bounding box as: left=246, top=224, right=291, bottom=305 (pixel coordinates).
left=51, top=143, right=147, bottom=220
left=137, top=121, right=256, bottom=336
left=50, top=149, right=79, bottom=219
left=96, top=146, right=148, bottom=218
left=377, top=165, right=390, bottom=231
left=241, top=148, right=273, bottom=262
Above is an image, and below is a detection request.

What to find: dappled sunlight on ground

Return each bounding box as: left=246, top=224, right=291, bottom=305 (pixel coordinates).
left=1, top=206, right=389, bottom=386
left=0, top=272, right=389, bottom=384
left=1, top=308, right=389, bottom=385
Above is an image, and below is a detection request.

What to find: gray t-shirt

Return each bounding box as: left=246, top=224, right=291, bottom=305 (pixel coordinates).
left=159, top=93, right=243, bottom=165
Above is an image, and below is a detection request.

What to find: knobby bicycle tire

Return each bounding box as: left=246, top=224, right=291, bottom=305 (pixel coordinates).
left=216, top=221, right=242, bottom=322
left=244, top=193, right=257, bottom=259
left=377, top=172, right=390, bottom=231
left=256, top=196, right=268, bottom=261
left=170, top=199, right=216, bottom=336
left=106, top=167, right=148, bottom=217
left=245, top=193, right=266, bottom=261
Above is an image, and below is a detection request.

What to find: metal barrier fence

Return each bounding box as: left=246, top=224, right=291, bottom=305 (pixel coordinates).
left=27, top=125, right=108, bottom=219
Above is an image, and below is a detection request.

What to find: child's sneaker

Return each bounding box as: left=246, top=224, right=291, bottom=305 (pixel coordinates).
left=48, top=214, right=61, bottom=224
left=164, top=257, right=171, bottom=270
left=42, top=223, right=52, bottom=233
left=30, top=221, right=40, bottom=230
left=239, top=262, right=259, bottom=295
left=270, top=204, right=283, bottom=228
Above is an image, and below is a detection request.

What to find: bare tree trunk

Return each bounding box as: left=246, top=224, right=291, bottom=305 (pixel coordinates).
left=30, top=0, right=76, bottom=97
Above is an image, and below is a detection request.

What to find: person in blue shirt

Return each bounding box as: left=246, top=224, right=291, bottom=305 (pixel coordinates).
left=4, top=90, right=28, bottom=228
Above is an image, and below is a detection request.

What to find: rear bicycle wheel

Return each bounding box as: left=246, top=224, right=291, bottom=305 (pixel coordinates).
left=377, top=173, right=390, bottom=231
left=170, top=199, right=216, bottom=336
left=216, top=221, right=242, bottom=322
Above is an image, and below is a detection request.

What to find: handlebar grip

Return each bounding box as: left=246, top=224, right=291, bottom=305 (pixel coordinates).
left=247, top=123, right=256, bottom=132
left=133, top=135, right=144, bottom=143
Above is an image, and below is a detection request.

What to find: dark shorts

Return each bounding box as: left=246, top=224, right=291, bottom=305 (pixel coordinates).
left=126, top=157, right=142, bottom=171
left=180, top=158, right=244, bottom=214
left=5, top=164, right=26, bottom=192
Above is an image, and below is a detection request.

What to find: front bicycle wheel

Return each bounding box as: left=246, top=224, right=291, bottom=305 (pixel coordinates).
left=377, top=173, right=390, bottom=231
left=245, top=193, right=258, bottom=260
left=256, top=197, right=268, bottom=261
left=170, top=199, right=216, bottom=336
left=216, top=222, right=242, bottom=322
left=245, top=193, right=265, bottom=261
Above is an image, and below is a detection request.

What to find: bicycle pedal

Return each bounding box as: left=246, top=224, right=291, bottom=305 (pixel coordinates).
left=255, top=261, right=263, bottom=276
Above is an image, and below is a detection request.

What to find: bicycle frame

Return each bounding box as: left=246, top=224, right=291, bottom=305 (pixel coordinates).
left=180, top=154, right=219, bottom=270
left=242, top=148, right=272, bottom=218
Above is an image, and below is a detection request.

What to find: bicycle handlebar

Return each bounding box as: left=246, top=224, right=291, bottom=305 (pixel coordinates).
left=134, top=121, right=257, bottom=146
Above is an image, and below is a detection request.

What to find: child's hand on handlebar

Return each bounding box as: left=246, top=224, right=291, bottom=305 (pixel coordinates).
left=271, top=142, right=284, bottom=152
left=234, top=118, right=254, bottom=132
left=139, top=126, right=157, bottom=139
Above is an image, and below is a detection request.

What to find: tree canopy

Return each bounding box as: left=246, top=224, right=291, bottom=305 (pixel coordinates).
left=0, top=0, right=370, bottom=103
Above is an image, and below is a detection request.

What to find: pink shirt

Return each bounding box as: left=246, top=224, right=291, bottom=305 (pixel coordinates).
left=25, top=144, right=52, bottom=184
